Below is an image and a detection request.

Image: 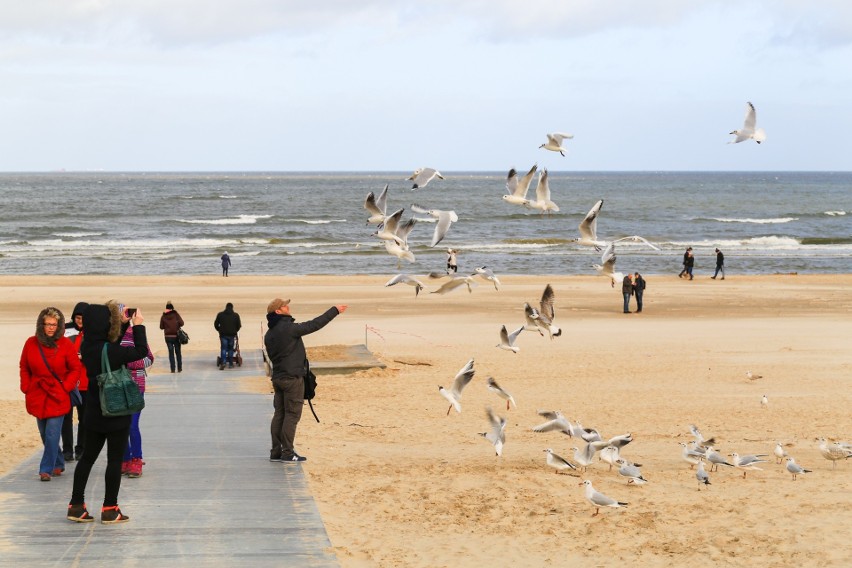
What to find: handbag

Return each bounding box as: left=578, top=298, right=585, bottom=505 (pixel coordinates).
left=37, top=343, right=83, bottom=407
left=97, top=344, right=145, bottom=417
left=177, top=328, right=190, bottom=345
left=304, top=359, right=319, bottom=423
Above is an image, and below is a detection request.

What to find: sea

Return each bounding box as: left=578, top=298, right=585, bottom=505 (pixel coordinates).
left=0, top=171, right=849, bottom=276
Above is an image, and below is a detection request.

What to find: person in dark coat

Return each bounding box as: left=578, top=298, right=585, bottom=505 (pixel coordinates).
left=678, top=247, right=692, bottom=278
left=712, top=248, right=725, bottom=280
left=265, top=298, right=347, bottom=462
left=685, top=249, right=695, bottom=280
left=159, top=301, right=184, bottom=373
left=621, top=274, right=634, bottom=313
left=633, top=272, right=646, bottom=313
left=221, top=252, right=231, bottom=277
left=62, top=301, right=89, bottom=461
left=214, top=302, right=242, bottom=370
left=67, top=302, right=149, bottom=524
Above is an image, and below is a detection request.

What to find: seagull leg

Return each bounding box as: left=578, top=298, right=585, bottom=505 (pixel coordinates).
left=506, top=400, right=510, bottom=411
left=592, top=508, right=599, bottom=517
left=446, top=405, right=452, bottom=416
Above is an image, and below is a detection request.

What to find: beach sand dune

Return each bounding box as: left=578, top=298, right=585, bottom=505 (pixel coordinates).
left=2, top=275, right=850, bottom=567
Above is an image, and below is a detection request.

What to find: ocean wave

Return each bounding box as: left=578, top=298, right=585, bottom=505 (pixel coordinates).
left=53, top=232, right=104, bottom=238
left=824, top=211, right=846, bottom=216
left=283, top=218, right=347, bottom=225
left=219, top=195, right=238, bottom=199
left=25, top=237, right=237, bottom=250
left=709, top=217, right=798, bottom=224
left=503, top=238, right=573, bottom=245
left=177, top=214, right=273, bottom=225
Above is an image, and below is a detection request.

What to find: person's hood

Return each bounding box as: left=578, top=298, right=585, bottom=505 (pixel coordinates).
left=83, top=302, right=123, bottom=343
left=35, top=307, right=65, bottom=348
left=68, top=301, right=89, bottom=331
left=266, top=312, right=293, bottom=329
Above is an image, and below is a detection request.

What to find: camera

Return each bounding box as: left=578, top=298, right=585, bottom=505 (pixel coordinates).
left=126, top=308, right=137, bottom=318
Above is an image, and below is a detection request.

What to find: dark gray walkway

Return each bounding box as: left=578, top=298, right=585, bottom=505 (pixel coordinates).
left=0, top=351, right=339, bottom=567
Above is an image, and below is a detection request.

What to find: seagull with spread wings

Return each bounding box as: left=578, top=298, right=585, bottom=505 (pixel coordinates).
left=411, top=203, right=458, bottom=247
left=539, top=132, right=573, bottom=156
left=729, top=101, right=766, bottom=144
left=524, top=284, right=561, bottom=339
left=408, top=167, right=444, bottom=189
left=502, top=164, right=537, bottom=207
left=438, top=358, right=475, bottom=415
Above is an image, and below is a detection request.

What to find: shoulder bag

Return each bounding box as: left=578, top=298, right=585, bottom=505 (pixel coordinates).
left=97, top=344, right=145, bottom=417
left=177, top=328, right=190, bottom=345
left=304, top=358, right=319, bottom=423
left=37, top=343, right=83, bottom=407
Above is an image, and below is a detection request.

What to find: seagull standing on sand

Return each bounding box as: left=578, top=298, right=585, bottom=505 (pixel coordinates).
left=408, top=167, right=444, bottom=189
left=479, top=407, right=507, bottom=457
left=581, top=480, right=627, bottom=516
left=785, top=457, right=812, bottom=481
left=761, top=394, right=768, bottom=408
left=539, top=132, right=573, bottom=156
left=364, top=184, right=389, bottom=225
left=705, top=446, right=734, bottom=472
left=599, top=446, right=622, bottom=471
left=592, top=242, right=624, bottom=288
left=544, top=448, right=577, bottom=474
left=384, top=274, right=425, bottom=297
left=473, top=266, right=501, bottom=290
left=502, top=164, right=538, bottom=207
left=571, top=444, right=597, bottom=472
left=774, top=442, right=789, bottom=464
left=680, top=442, right=703, bottom=469
left=527, top=169, right=560, bottom=214
left=616, top=458, right=648, bottom=485
left=729, top=101, right=766, bottom=144
left=410, top=204, right=458, bottom=247
left=746, top=370, right=763, bottom=381
left=696, top=459, right=711, bottom=490
left=817, top=438, right=852, bottom=469
left=496, top=325, right=524, bottom=354
left=730, top=452, right=769, bottom=478
left=438, top=358, right=475, bottom=415
left=524, top=284, right=561, bottom=339
left=485, top=376, right=516, bottom=410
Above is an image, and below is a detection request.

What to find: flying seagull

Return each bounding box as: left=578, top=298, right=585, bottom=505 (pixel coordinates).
left=411, top=204, right=458, bottom=247
left=438, top=358, right=475, bottom=415
left=502, top=164, right=537, bottom=207
left=473, top=266, right=501, bottom=290
left=592, top=242, right=623, bottom=288
left=496, top=325, right=524, bottom=354
left=524, top=284, right=561, bottom=339
left=486, top=376, right=516, bottom=410
left=527, top=168, right=560, bottom=214
left=539, top=132, right=573, bottom=156
left=729, top=101, right=766, bottom=144
left=479, top=407, right=507, bottom=457
left=364, top=184, right=389, bottom=226
left=384, top=274, right=426, bottom=297
left=573, top=199, right=605, bottom=250
left=430, top=275, right=476, bottom=295
left=408, top=167, right=444, bottom=189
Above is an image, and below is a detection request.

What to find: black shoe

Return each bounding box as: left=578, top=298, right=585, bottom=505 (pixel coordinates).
left=710, top=276, right=716, bottom=279
left=269, top=455, right=284, bottom=462
left=623, top=311, right=632, bottom=314
left=178, top=368, right=182, bottom=373
left=64, top=452, right=74, bottom=462
left=219, top=364, right=225, bottom=370
left=75, top=449, right=83, bottom=461
left=228, top=364, right=234, bottom=369
left=284, top=453, right=307, bottom=462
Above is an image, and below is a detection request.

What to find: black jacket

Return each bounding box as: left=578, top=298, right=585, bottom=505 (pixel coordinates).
left=80, top=304, right=149, bottom=433
left=214, top=305, right=242, bottom=337
left=634, top=275, right=646, bottom=292
left=621, top=276, right=634, bottom=295
left=716, top=251, right=724, bottom=266
left=265, top=307, right=339, bottom=379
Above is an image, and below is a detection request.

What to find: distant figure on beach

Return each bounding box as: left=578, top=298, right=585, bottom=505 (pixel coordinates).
left=678, top=247, right=692, bottom=279
left=214, top=302, right=242, bottom=370
left=621, top=274, right=634, bottom=313
left=633, top=272, right=646, bottom=313
left=159, top=302, right=184, bottom=373
left=20, top=307, right=82, bottom=482
left=685, top=249, right=695, bottom=280
left=712, top=248, right=725, bottom=280
left=265, top=298, right=347, bottom=462
left=68, top=302, right=149, bottom=524
left=447, top=249, right=458, bottom=274
left=220, top=251, right=232, bottom=277
left=119, top=305, right=154, bottom=479
left=63, top=302, right=89, bottom=462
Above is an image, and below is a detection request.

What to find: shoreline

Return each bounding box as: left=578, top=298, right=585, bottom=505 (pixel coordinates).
left=3, top=273, right=851, bottom=566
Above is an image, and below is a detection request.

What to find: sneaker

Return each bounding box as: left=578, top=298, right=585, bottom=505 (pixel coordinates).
left=101, top=505, right=130, bottom=524
left=75, top=448, right=84, bottom=461
left=67, top=503, right=95, bottom=523
left=128, top=458, right=143, bottom=478
left=64, top=451, right=75, bottom=462
left=40, top=473, right=51, bottom=482
left=269, top=455, right=284, bottom=462
left=284, top=453, right=307, bottom=462
left=52, top=468, right=64, bottom=477
left=710, top=276, right=716, bottom=279
left=219, top=364, right=225, bottom=371
left=121, top=460, right=132, bottom=475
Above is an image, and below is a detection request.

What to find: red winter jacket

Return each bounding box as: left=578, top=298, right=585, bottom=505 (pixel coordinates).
left=20, top=336, right=83, bottom=419
left=66, top=332, right=90, bottom=391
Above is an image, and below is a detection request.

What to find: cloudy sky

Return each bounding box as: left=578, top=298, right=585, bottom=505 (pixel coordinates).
left=0, top=1, right=849, bottom=171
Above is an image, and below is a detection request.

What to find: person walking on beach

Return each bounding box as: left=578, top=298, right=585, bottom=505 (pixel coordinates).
left=712, top=248, right=725, bottom=280
left=159, top=302, right=184, bottom=373
left=62, top=301, right=89, bottom=462
left=685, top=249, right=695, bottom=280
left=221, top=251, right=232, bottom=277
left=633, top=272, right=646, bottom=313
left=678, top=247, right=691, bottom=278
left=67, top=302, right=149, bottom=524
left=265, top=298, right=347, bottom=462
left=622, top=273, right=634, bottom=313
left=20, top=307, right=83, bottom=481
left=214, top=302, right=242, bottom=370
left=447, top=248, right=458, bottom=274
left=120, top=307, right=154, bottom=479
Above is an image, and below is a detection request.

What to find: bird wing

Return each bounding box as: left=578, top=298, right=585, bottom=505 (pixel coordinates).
left=505, top=168, right=521, bottom=196
left=383, top=208, right=404, bottom=235
left=611, top=235, right=661, bottom=251
left=518, top=164, right=538, bottom=196
left=432, top=278, right=470, bottom=295
left=550, top=132, right=573, bottom=143
left=539, top=284, right=556, bottom=322
left=410, top=203, right=434, bottom=217
left=395, top=217, right=417, bottom=245
left=498, top=325, right=510, bottom=346
left=431, top=210, right=456, bottom=247
left=450, top=358, right=475, bottom=397
left=535, top=169, right=551, bottom=203
left=537, top=410, right=560, bottom=420
left=550, top=451, right=576, bottom=469
left=601, top=242, right=617, bottom=272
left=385, top=274, right=405, bottom=287
left=743, top=102, right=757, bottom=133
left=579, top=199, right=603, bottom=240
left=364, top=192, right=383, bottom=217
left=507, top=325, right=524, bottom=344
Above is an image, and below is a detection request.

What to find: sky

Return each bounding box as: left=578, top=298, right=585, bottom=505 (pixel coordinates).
left=0, top=1, right=850, bottom=172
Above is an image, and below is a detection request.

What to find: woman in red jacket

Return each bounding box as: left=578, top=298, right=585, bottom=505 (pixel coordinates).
left=19, top=307, right=82, bottom=481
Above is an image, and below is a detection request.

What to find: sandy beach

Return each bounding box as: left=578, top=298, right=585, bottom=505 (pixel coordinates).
left=2, top=274, right=851, bottom=567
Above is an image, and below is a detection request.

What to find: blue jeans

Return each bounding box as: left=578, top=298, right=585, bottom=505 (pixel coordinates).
left=713, top=265, right=725, bottom=278
left=220, top=336, right=236, bottom=365
left=36, top=416, right=65, bottom=475
left=623, top=293, right=632, bottom=313
left=165, top=336, right=182, bottom=372
left=635, top=291, right=644, bottom=312
left=123, top=411, right=143, bottom=460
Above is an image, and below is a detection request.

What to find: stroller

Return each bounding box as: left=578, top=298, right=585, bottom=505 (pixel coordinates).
left=216, top=334, right=243, bottom=368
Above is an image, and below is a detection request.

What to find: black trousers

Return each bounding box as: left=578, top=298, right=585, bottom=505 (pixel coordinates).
left=70, top=426, right=130, bottom=507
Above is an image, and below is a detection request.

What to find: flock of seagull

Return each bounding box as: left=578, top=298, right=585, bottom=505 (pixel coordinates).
left=370, top=103, right=846, bottom=515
